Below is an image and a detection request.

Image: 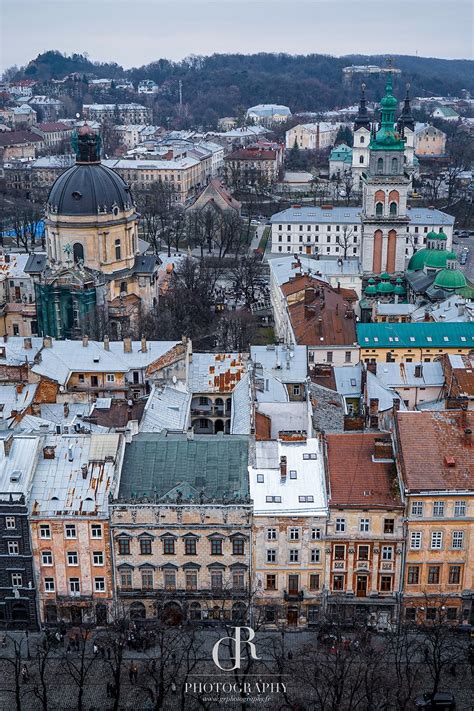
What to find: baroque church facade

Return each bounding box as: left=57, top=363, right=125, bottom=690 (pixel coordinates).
left=31, top=125, right=160, bottom=339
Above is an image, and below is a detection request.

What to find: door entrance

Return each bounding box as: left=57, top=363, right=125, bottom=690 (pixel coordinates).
left=356, top=575, right=368, bottom=597
left=287, top=607, right=298, bottom=626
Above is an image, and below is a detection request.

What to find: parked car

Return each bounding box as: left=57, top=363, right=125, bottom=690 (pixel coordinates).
left=460, top=254, right=467, bottom=265
left=414, top=692, right=456, bottom=710
left=458, top=231, right=470, bottom=238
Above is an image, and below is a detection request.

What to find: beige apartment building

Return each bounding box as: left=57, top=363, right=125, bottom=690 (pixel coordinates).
left=285, top=122, right=342, bottom=151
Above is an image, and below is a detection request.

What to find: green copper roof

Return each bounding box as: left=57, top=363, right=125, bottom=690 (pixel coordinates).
left=365, top=284, right=378, bottom=295
left=394, top=278, right=406, bottom=295
left=370, top=73, right=405, bottom=152
left=357, top=322, right=474, bottom=349
left=377, top=280, right=395, bottom=294
left=433, top=268, right=467, bottom=290
left=407, top=245, right=456, bottom=271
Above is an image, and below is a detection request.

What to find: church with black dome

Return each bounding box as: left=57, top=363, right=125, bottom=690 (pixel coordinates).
left=33, top=124, right=159, bottom=339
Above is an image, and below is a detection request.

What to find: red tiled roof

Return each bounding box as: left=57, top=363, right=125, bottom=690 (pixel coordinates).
left=326, top=433, right=403, bottom=508
left=288, top=292, right=357, bottom=347
left=396, top=410, right=474, bottom=491
left=225, top=148, right=277, bottom=161
left=37, top=122, right=73, bottom=132
left=0, top=130, right=43, bottom=146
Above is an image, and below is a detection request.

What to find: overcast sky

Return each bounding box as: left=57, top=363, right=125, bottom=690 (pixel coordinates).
left=1, top=0, right=473, bottom=73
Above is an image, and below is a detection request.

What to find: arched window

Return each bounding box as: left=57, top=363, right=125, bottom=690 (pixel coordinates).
left=377, top=157, right=384, bottom=174
left=360, top=136, right=365, bottom=144
left=115, top=239, right=121, bottom=260
left=391, top=157, right=398, bottom=174
left=389, top=202, right=398, bottom=216
left=359, top=155, right=364, bottom=164
left=375, top=202, right=383, bottom=217
left=73, top=243, right=84, bottom=263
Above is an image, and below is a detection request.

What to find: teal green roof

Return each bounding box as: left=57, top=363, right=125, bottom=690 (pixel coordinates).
left=330, top=144, right=353, bottom=161
left=357, top=322, right=474, bottom=349
left=380, top=272, right=391, bottom=279
left=118, top=433, right=249, bottom=501
left=377, top=280, right=394, bottom=294
left=394, top=278, right=406, bottom=295
left=407, top=245, right=456, bottom=271
left=433, top=268, right=467, bottom=290
left=365, top=284, right=377, bottom=295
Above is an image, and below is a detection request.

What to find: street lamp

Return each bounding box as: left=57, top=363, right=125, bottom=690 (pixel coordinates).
left=25, top=629, right=31, bottom=661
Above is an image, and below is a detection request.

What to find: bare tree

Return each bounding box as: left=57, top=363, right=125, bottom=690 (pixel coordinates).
left=231, top=254, right=265, bottom=306
left=336, top=226, right=354, bottom=260
left=60, top=626, right=98, bottom=711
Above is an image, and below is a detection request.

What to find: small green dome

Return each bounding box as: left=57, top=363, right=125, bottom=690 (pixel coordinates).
left=433, top=268, right=467, bottom=290
left=394, top=277, right=406, bottom=295
left=407, top=248, right=427, bottom=271
left=379, top=272, right=391, bottom=279
left=424, top=249, right=456, bottom=269
left=381, top=94, right=398, bottom=109
left=365, top=278, right=377, bottom=295
left=426, top=230, right=438, bottom=240
left=377, top=277, right=395, bottom=294
left=437, top=229, right=447, bottom=241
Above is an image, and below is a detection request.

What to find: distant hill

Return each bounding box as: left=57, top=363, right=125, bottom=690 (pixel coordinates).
left=11, top=51, right=474, bottom=126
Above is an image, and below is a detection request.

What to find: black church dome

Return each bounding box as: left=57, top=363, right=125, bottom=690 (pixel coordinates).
left=47, top=163, right=133, bottom=217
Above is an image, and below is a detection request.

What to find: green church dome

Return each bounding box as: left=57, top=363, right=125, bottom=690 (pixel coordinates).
left=394, top=277, right=406, bottom=295
left=433, top=268, right=467, bottom=290
left=424, top=249, right=457, bottom=269
left=365, top=277, right=377, bottom=295
left=377, top=276, right=395, bottom=294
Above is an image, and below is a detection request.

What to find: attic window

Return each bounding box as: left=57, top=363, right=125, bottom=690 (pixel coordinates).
left=444, top=456, right=455, bottom=467
left=350, top=378, right=356, bottom=386
left=460, top=336, right=466, bottom=342
left=93, top=357, right=100, bottom=363
left=409, top=337, right=416, bottom=342
left=443, top=336, right=449, bottom=342
left=374, top=337, right=378, bottom=342
left=10, top=470, right=22, bottom=482
left=427, top=337, right=432, bottom=342
left=72, top=191, right=82, bottom=200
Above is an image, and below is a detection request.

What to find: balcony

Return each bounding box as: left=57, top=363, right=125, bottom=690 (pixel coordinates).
left=56, top=594, right=93, bottom=602
left=117, top=587, right=248, bottom=599
left=284, top=590, right=304, bottom=601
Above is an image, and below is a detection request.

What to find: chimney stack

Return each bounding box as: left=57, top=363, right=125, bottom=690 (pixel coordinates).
left=63, top=402, right=69, bottom=418
left=414, top=364, right=423, bottom=378
left=23, top=337, right=32, bottom=350
left=103, top=335, right=110, bottom=351
left=43, top=445, right=55, bottom=460
left=68, top=443, right=74, bottom=462
left=280, top=455, right=287, bottom=479
left=3, top=434, right=13, bottom=457
left=373, top=437, right=393, bottom=460
left=123, top=337, right=132, bottom=353
left=81, top=464, right=88, bottom=479
left=82, top=335, right=89, bottom=348
left=464, top=428, right=472, bottom=447
left=141, top=336, right=147, bottom=353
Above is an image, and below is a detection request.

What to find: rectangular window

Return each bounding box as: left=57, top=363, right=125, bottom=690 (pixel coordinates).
left=430, top=531, right=443, bottom=549
left=162, top=538, right=175, bottom=555
left=405, top=607, right=416, bottom=621
left=411, top=501, right=423, bottom=516
left=334, top=545, right=345, bottom=560
left=11, top=573, right=22, bottom=588
left=120, top=570, right=132, bottom=589
left=289, top=549, right=299, bottom=563
left=185, top=571, right=197, bottom=591
left=164, top=571, right=176, bottom=590
left=91, top=524, right=102, bottom=538
left=92, top=551, right=104, bottom=566
left=7, top=540, right=19, bottom=555
left=41, top=551, right=53, bottom=566
left=359, top=518, right=370, bottom=533
left=311, top=548, right=320, bottom=563
left=266, top=574, right=277, bottom=590
left=211, top=571, right=223, bottom=590
left=5, top=516, right=16, bottom=529
left=446, top=607, right=458, bottom=621
left=184, top=538, right=197, bottom=555
left=267, top=549, right=276, bottom=563
left=335, top=518, right=345, bottom=533
left=94, top=577, right=105, bottom=592
left=267, top=528, right=277, bottom=540
left=290, top=470, right=297, bottom=479
left=452, top=531, right=464, bottom=549
left=384, top=518, right=395, bottom=534
left=381, top=545, right=393, bottom=561
left=454, top=501, right=466, bottom=517
left=67, top=551, right=78, bottom=566
left=141, top=569, right=154, bottom=590
left=118, top=538, right=130, bottom=555
left=211, top=539, right=223, bottom=555
left=309, top=574, right=320, bottom=590
left=140, top=538, right=153, bottom=555
left=428, top=566, right=440, bottom=584
left=106, top=374, right=115, bottom=383
left=448, top=566, right=461, bottom=585
left=358, top=545, right=369, bottom=561
left=289, top=528, right=300, bottom=540
left=232, top=538, right=245, bottom=555
left=65, top=524, right=76, bottom=539
left=326, top=351, right=333, bottom=363
left=44, top=577, right=55, bottom=592
left=426, top=607, right=436, bottom=621
left=407, top=566, right=419, bottom=584
left=432, top=501, right=444, bottom=517
left=333, top=575, right=344, bottom=591
left=380, top=575, right=392, bottom=592
left=40, top=524, right=51, bottom=539
left=311, top=528, right=321, bottom=540
left=410, top=531, right=422, bottom=549
left=232, top=570, right=245, bottom=590
left=69, top=578, right=80, bottom=593
left=345, top=351, right=352, bottom=363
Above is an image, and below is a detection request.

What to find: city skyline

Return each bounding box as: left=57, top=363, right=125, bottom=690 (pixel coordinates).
left=1, top=0, right=473, bottom=74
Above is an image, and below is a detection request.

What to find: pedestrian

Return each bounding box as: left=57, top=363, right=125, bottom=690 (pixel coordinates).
left=129, top=663, right=134, bottom=684
left=132, top=662, right=138, bottom=683
left=106, top=682, right=112, bottom=698
left=424, top=645, right=429, bottom=662
left=93, top=643, right=98, bottom=656
left=449, top=663, right=457, bottom=677
left=21, top=665, right=29, bottom=684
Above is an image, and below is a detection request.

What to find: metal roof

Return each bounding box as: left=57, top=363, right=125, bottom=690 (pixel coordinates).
left=0, top=433, right=42, bottom=495
left=268, top=255, right=361, bottom=286
left=118, top=433, right=249, bottom=502
left=270, top=206, right=454, bottom=227
left=140, top=385, right=191, bottom=433
left=230, top=375, right=252, bottom=435
left=188, top=352, right=247, bottom=393
left=375, top=362, right=444, bottom=388
left=357, top=322, right=474, bottom=348
left=251, top=345, right=307, bottom=383
left=333, top=365, right=362, bottom=396
left=366, top=371, right=408, bottom=412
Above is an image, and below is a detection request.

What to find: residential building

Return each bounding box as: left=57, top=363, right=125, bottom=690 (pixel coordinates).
left=357, top=322, right=474, bottom=364
left=413, top=123, right=446, bottom=157
left=31, top=122, right=74, bottom=150
left=0, top=130, right=43, bottom=161
left=431, top=106, right=460, bottom=122
left=137, top=80, right=159, bottom=95
left=11, top=105, right=37, bottom=129
left=374, top=361, right=444, bottom=409
left=0, top=432, right=42, bottom=629
left=29, top=433, right=124, bottom=625
left=268, top=254, right=363, bottom=301
left=103, top=157, right=202, bottom=203
left=329, top=143, right=352, bottom=178
left=110, top=432, right=251, bottom=623
left=285, top=122, right=342, bottom=151
left=224, top=146, right=281, bottom=187
left=250, top=345, right=307, bottom=401
left=246, top=104, right=291, bottom=125
left=83, top=104, right=152, bottom=125
left=325, top=433, right=404, bottom=629
left=0, top=253, right=38, bottom=338
left=440, top=353, right=474, bottom=409
left=394, top=410, right=474, bottom=625
left=28, top=97, right=64, bottom=122
left=205, top=125, right=270, bottom=148
left=250, top=436, right=328, bottom=627
left=188, top=179, right=241, bottom=214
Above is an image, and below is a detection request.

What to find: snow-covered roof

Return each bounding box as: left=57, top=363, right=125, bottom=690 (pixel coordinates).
left=251, top=345, right=307, bottom=383
left=140, top=385, right=191, bottom=433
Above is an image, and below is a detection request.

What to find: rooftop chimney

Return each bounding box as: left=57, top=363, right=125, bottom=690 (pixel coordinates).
left=82, top=335, right=89, bottom=348
left=43, top=336, right=52, bottom=348
left=68, top=443, right=74, bottom=462
left=103, top=335, right=110, bottom=351
left=23, top=337, right=32, bottom=350
left=43, top=445, right=55, bottom=460
left=304, top=287, right=317, bottom=305
left=63, top=402, right=69, bottom=418
left=3, top=434, right=13, bottom=457
left=123, top=337, right=132, bottom=354
left=464, top=428, right=472, bottom=447
left=373, top=437, right=393, bottom=461
left=280, top=455, right=287, bottom=479
left=81, top=464, right=88, bottom=479
left=141, top=336, right=147, bottom=353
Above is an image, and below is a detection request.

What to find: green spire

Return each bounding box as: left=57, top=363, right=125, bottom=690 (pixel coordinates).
left=370, top=71, right=405, bottom=152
